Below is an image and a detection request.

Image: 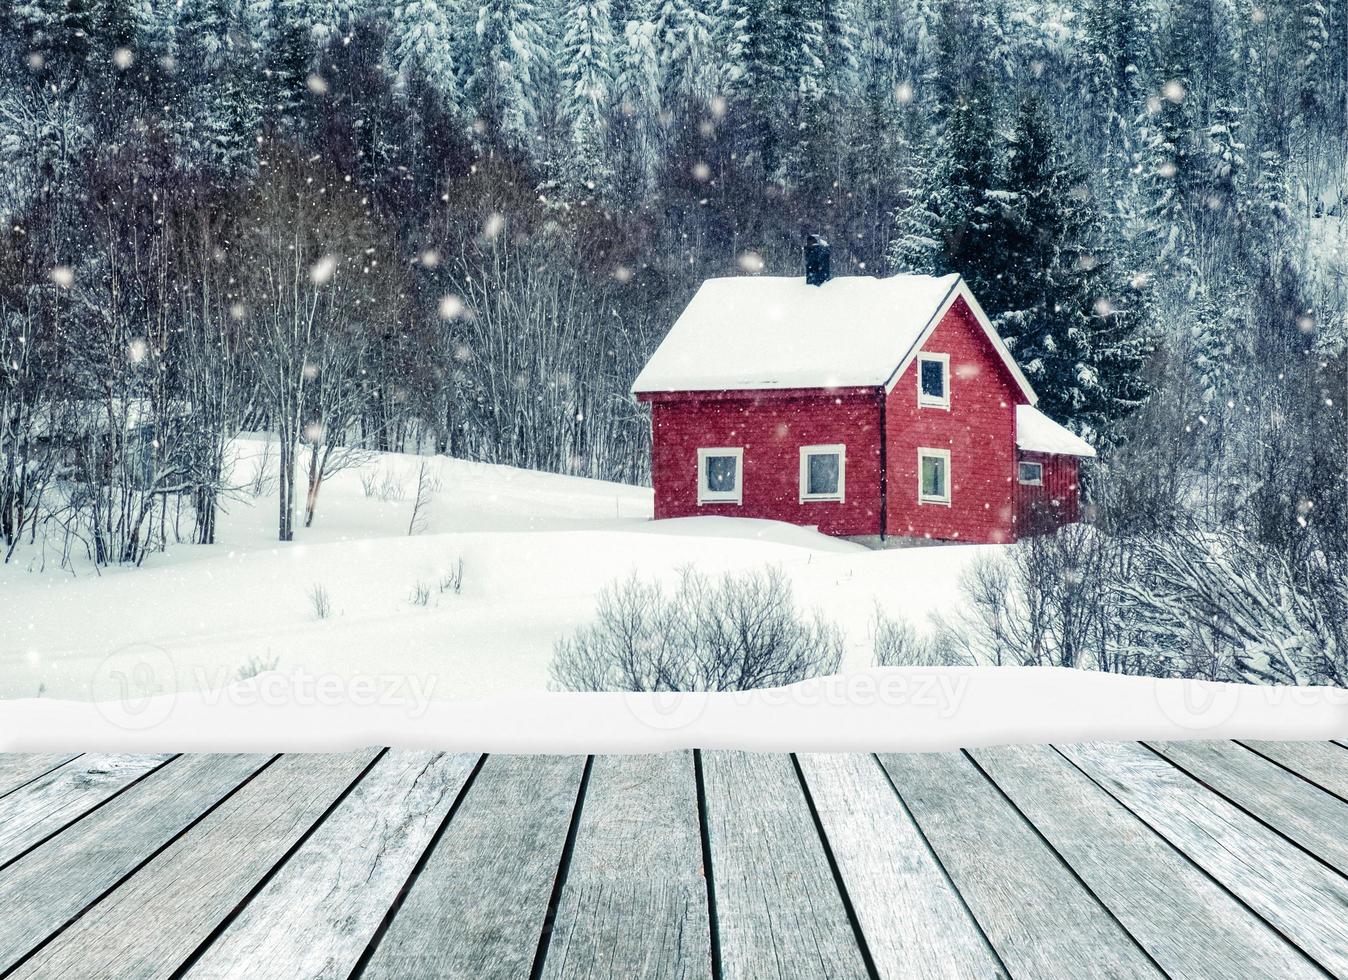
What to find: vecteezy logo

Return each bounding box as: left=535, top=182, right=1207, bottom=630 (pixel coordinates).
left=90, top=643, right=178, bottom=731
left=622, top=689, right=709, bottom=733
left=1154, top=676, right=1241, bottom=732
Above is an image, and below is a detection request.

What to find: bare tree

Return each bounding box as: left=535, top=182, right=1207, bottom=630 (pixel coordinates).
left=240, top=147, right=397, bottom=541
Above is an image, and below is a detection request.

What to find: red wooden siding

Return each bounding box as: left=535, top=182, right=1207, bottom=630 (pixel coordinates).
left=1015, top=451, right=1080, bottom=534
left=883, top=297, right=1025, bottom=543
left=648, top=388, right=883, bottom=537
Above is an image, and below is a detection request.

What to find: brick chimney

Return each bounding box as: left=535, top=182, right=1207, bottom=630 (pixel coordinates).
left=804, top=234, right=831, bottom=286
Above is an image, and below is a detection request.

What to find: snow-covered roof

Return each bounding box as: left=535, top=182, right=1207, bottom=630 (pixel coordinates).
left=1017, top=405, right=1095, bottom=457
left=634, top=272, right=1033, bottom=395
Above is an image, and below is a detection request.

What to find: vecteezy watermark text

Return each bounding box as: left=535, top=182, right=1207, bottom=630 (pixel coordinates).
left=734, top=671, right=970, bottom=717
left=192, top=666, right=438, bottom=717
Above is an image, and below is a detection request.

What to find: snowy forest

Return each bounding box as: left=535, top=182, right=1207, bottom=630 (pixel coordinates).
left=1, top=0, right=1346, bottom=687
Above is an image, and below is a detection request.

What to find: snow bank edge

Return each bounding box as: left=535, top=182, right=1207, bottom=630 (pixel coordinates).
left=2, top=667, right=1345, bottom=754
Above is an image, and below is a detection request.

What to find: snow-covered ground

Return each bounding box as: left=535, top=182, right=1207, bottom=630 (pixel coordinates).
left=0, top=436, right=989, bottom=704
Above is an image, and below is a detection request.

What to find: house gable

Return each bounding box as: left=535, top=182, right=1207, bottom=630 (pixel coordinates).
left=882, top=280, right=1037, bottom=405
left=883, top=296, right=1023, bottom=543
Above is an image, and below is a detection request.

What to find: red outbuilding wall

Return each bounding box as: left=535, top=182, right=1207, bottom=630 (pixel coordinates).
left=1015, top=450, right=1081, bottom=534
left=883, top=297, right=1025, bottom=543
left=647, top=387, right=883, bottom=537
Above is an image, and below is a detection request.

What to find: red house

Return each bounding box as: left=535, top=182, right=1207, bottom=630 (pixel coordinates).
left=631, top=238, right=1095, bottom=545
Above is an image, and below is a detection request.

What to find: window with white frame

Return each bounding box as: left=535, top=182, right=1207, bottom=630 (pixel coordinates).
left=799, top=444, right=845, bottom=502
left=917, top=353, right=950, bottom=409
left=697, top=447, right=743, bottom=504
left=1018, top=461, right=1043, bottom=485
left=918, top=448, right=951, bottom=505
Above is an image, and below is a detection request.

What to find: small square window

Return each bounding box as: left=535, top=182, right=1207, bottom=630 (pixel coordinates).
left=698, top=447, right=743, bottom=504
left=917, top=354, right=950, bottom=408
left=918, top=448, right=951, bottom=505
left=799, top=445, right=845, bottom=501
left=1018, top=461, right=1043, bottom=485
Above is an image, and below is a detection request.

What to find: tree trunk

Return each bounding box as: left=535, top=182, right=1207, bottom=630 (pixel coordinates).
left=304, top=442, right=323, bottom=527
left=278, top=437, right=294, bottom=542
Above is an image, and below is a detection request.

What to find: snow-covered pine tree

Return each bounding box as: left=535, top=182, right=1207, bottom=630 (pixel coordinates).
left=607, top=9, right=661, bottom=209
left=652, top=0, right=713, bottom=109
left=391, top=0, right=461, bottom=111
left=467, top=0, right=551, bottom=152
left=849, top=5, right=905, bottom=257
left=926, top=77, right=1003, bottom=304
left=1292, top=0, right=1331, bottom=128
left=994, top=95, right=1149, bottom=437
left=264, top=0, right=314, bottom=127
left=558, top=0, right=615, bottom=198
left=11, top=0, right=95, bottom=88
left=1079, top=0, right=1154, bottom=215
left=886, top=105, right=944, bottom=274
left=308, top=0, right=361, bottom=49
left=173, top=0, right=263, bottom=182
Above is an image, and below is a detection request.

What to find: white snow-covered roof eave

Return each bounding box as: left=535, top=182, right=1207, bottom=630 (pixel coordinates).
left=631, top=274, right=1039, bottom=405
left=1016, top=404, right=1096, bottom=457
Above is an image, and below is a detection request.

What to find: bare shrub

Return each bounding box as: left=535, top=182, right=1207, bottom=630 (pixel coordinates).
left=872, top=607, right=968, bottom=667
left=438, top=557, right=464, bottom=595
left=308, top=583, right=332, bottom=619
left=359, top=468, right=381, bottom=498
left=551, top=566, right=844, bottom=692
left=237, top=654, right=279, bottom=680
left=934, top=526, right=1158, bottom=674
left=378, top=472, right=407, bottom=502
left=930, top=523, right=1342, bottom=683
left=1115, top=527, right=1348, bottom=686
left=360, top=466, right=407, bottom=502
left=248, top=440, right=277, bottom=498
left=409, top=580, right=430, bottom=606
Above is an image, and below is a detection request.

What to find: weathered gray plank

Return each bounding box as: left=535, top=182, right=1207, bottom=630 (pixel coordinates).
left=0, top=754, right=174, bottom=867
left=1238, top=741, right=1348, bottom=800
left=184, top=751, right=478, bottom=980
left=540, top=752, right=712, bottom=980
left=0, top=753, right=271, bottom=974
left=360, top=753, right=587, bottom=980
left=0, top=754, right=79, bottom=798
left=796, top=753, right=1004, bottom=980
left=1148, top=740, right=1348, bottom=876
left=1059, top=741, right=1348, bottom=976
left=972, top=744, right=1321, bottom=980
left=879, top=751, right=1162, bottom=979
left=9, top=750, right=379, bottom=980
left=700, top=751, right=870, bottom=980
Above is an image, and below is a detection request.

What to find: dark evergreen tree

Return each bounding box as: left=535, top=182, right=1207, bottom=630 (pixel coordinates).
left=11, top=0, right=95, bottom=88
left=886, top=105, right=943, bottom=274
left=993, top=96, right=1150, bottom=436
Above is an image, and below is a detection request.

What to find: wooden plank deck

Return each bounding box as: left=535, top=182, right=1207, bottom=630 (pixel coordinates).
left=0, top=742, right=1342, bottom=979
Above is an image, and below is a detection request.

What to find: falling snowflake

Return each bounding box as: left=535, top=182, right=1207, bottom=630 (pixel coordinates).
left=737, top=251, right=764, bottom=274
left=310, top=255, right=337, bottom=285
left=438, top=294, right=465, bottom=319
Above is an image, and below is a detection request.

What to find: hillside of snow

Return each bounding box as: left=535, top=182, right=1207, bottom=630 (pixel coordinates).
left=0, top=437, right=991, bottom=704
